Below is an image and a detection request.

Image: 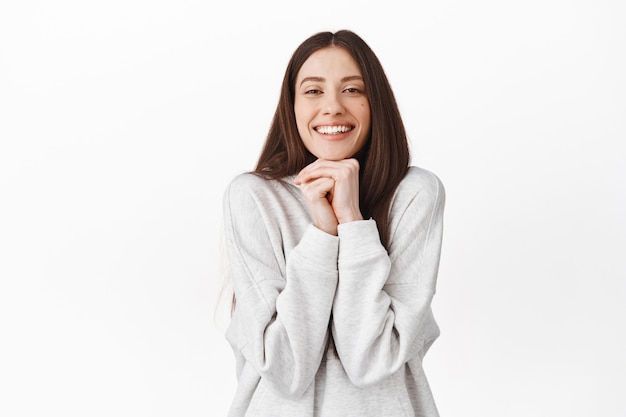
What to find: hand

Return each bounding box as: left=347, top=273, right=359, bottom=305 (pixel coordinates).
left=295, top=158, right=363, bottom=234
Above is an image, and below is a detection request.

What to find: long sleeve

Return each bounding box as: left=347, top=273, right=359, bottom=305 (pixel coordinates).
left=331, top=168, right=445, bottom=387
left=223, top=173, right=339, bottom=398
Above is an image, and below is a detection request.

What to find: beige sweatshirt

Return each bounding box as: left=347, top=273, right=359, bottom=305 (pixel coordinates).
left=222, top=166, right=445, bottom=417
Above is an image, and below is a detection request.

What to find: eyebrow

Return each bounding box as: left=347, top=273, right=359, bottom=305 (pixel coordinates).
left=299, top=75, right=363, bottom=86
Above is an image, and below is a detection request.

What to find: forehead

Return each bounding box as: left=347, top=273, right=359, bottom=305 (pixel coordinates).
left=296, top=47, right=362, bottom=80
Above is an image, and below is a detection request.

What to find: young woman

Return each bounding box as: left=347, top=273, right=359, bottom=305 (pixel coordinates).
left=221, top=29, right=446, bottom=417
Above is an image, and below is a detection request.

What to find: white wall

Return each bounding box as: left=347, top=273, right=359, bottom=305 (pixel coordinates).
left=1, top=1, right=624, bottom=416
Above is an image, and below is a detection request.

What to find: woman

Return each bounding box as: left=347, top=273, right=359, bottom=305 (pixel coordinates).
left=221, top=29, right=445, bottom=417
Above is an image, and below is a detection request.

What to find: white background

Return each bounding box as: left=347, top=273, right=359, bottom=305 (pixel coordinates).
left=1, top=0, right=625, bottom=416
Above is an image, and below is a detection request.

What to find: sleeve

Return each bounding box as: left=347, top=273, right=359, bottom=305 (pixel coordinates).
left=331, top=173, right=445, bottom=387
left=223, top=176, right=339, bottom=398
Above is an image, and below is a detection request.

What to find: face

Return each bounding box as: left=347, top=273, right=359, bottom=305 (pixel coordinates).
left=294, top=46, right=371, bottom=161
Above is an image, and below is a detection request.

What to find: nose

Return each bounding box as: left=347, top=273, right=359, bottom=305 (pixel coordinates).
left=322, top=92, right=345, bottom=115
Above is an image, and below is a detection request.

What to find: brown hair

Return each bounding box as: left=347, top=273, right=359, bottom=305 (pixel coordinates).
left=254, top=29, right=410, bottom=249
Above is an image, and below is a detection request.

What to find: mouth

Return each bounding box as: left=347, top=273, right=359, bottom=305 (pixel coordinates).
left=314, top=125, right=354, bottom=135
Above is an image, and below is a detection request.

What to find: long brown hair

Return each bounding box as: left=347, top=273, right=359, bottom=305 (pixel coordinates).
left=254, top=30, right=410, bottom=248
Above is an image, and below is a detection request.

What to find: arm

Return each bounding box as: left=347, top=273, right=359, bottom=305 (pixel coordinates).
left=331, top=172, right=445, bottom=386
left=223, top=175, right=339, bottom=398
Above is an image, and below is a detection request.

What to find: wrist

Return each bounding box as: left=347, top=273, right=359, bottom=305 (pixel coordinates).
left=336, top=210, right=363, bottom=224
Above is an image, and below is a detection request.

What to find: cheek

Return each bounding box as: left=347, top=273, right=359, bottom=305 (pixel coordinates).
left=294, top=101, right=309, bottom=123
left=358, top=99, right=370, bottom=117
left=293, top=109, right=304, bottom=130
left=361, top=106, right=371, bottom=125
left=294, top=109, right=309, bottom=137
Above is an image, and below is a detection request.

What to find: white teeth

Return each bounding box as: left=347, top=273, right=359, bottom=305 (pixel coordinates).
left=316, top=125, right=352, bottom=134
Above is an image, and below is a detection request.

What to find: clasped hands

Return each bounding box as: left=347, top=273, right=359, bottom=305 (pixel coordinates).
left=294, top=158, right=364, bottom=236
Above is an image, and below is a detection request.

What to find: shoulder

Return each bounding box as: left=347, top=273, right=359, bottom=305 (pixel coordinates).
left=223, top=171, right=255, bottom=192
left=388, top=166, right=445, bottom=223
left=223, top=171, right=299, bottom=209
left=225, top=171, right=268, bottom=191
left=387, top=166, right=446, bottom=241
left=397, top=166, right=445, bottom=203
left=222, top=172, right=265, bottom=207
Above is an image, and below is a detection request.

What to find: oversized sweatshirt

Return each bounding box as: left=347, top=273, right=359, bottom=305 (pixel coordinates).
left=221, top=166, right=445, bottom=417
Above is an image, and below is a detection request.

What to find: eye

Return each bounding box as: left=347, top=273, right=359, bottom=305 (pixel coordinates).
left=304, top=88, right=322, bottom=95
left=343, top=87, right=363, bottom=94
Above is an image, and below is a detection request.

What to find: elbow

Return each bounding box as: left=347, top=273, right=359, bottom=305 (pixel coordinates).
left=266, top=372, right=314, bottom=399
left=258, top=358, right=317, bottom=399
left=285, top=381, right=313, bottom=399
left=344, top=365, right=392, bottom=388
left=336, top=336, right=412, bottom=387
left=340, top=352, right=396, bottom=388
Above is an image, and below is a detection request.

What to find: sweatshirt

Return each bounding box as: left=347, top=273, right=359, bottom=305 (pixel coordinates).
left=221, top=166, right=445, bottom=417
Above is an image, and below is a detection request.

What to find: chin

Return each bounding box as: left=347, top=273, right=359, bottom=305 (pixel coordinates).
left=320, top=155, right=350, bottom=161
left=314, top=149, right=353, bottom=161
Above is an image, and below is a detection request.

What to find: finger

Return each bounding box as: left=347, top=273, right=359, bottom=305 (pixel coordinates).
left=299, top=176, right=335, bottom=200
left=296, top=159, right=358, bottom=184
left=294, top=160, right=327, bottom=184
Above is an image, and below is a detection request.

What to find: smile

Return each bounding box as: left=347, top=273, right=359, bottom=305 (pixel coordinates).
left=315, top=125, right=353, bottom=135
